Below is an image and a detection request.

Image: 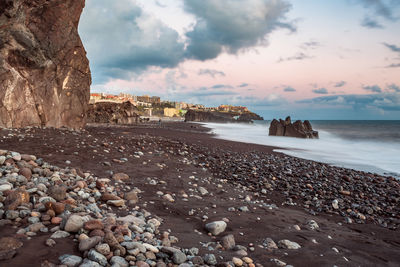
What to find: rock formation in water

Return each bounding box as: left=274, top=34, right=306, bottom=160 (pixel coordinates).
left=269, top=116, right=319, bottom=139
left=0, top=0, right=91, bottom=128
left=185, top=109, right=263, bottom=123
left=87, top=102, right=140, bottom=125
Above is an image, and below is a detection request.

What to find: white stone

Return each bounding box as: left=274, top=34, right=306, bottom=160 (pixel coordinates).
left=198, top=187, right=208, bottom=196
left=332, top=199, right=339, bottom=210
left=0, top=183, right=12, bottom=192
left=278, top=239, right=301, bottom=250
left=116, top=215, right=145, bottom=226
left=65, top=215, right=87, bottom=232
left=0, top=156, right=6, bottom=165
left=143, top=243, right=159, bottom=253
left=205, top=221, right=227, bottom=235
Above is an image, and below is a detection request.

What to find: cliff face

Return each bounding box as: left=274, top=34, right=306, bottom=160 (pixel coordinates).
left=0, top=0, right=91, bottom=128
left=87, top=102, right=140, bottom=125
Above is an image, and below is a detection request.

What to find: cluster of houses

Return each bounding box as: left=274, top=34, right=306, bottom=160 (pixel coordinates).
left=89, top=93, right=250, bottom=118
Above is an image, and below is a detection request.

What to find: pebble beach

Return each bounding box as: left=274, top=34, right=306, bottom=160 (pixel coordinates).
left=0, top=122, right=399, bottom=266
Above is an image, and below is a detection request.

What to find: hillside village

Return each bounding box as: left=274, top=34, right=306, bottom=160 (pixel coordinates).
left=90, top=93, right=250, bottom=118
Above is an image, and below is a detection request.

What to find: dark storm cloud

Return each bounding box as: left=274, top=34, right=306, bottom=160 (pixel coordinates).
left=80, top=0, right=294, bottom=84
left=283, top=86, right=296, bottom=92
left=361, top=17, right=384, bottom=28
left=334, top=81, right=347, bottom=87
left=299, top=93, right=400, bottom=111
left=363, top=85, right=382, bottom=93
left=80, top=0, right=185, bottom=84
left=183, top=0, right=294, bottom=60
left=198, top=69, right=226, bottom=78
left=312, top=88, right=329, bottom=94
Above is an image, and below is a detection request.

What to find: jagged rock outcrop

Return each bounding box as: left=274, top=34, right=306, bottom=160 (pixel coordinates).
left=87, top=102, right=140, bottom=124
left=269, top=116, right=319, bottom=139
left=185, top=110, right=235, bottom=123
left=0, top=0, right=91, bottom=128
left=185, top=109, right=263, bottom=123
left=237, top=112, right=264, bottom=122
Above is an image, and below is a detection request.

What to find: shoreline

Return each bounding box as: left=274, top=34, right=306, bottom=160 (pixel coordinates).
left=0, top=122, right=399, bottom=266
left=200, top=121, right=400, bottom=179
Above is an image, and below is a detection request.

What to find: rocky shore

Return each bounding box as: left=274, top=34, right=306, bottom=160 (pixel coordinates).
left=185, top=110, right=263, bottom=123
left=0, top=122, right=399, bottom=266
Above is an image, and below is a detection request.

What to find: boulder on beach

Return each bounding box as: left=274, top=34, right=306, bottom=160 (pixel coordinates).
left=0, top=0, right=91, bottom=129
left=269, top=116, right=319, bottom=139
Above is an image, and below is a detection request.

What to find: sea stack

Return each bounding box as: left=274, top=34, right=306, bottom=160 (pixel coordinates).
left=269, top=116, right=319, bottom=139
left=0, top=0, right=91, bottom=129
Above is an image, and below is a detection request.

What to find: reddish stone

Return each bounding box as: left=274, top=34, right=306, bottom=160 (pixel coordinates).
left=75, top=181, right=87, bottom=189
left=28, top=160, right=38, bottom=167
left=4, top=189, right=30, bottom=210
left=136, top=262, right=150, bottom=267
left=63, top=198, right=76, bottom=205
left=105, top=252, right=114, bottom=260
left=48, top=185, right=67, bottom=201
left=112, top=173, right=129, bottom=182
left=89, top=229, right=105, bottom=238
left=101, top=193, right=121, bottom=201
left=124, top=190, right=139, bottom=204
left=340, top=190, right=351, bottom=196
left=19, top=167, right=32, bottom=179
left=51, top=217, right=62, bottom=225
left=46, top=209, right=56, bottom=218
left=4, top=158, right=15, bottom=166
left=96, top=180, right=105, bottom=189
left=53, top=202, right=65, bottom=214
left=84, top=220, right=104, bottom=231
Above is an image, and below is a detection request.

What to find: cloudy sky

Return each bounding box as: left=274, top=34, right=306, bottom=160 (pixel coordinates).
left=79, top=0, right=400, bottom=120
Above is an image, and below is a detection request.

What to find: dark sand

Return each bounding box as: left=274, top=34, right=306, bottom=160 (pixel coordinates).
left=0, top=122, right=399, bottom=267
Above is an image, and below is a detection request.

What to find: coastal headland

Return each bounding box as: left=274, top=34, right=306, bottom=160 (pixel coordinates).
left=0, top=122, right=399, bottom=266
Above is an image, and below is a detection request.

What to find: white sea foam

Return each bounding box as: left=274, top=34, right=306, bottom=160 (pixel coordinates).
left=203, top=122, right=400, bottom=177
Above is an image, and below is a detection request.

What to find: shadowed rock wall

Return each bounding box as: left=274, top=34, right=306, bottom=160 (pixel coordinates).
left=87, top=102, right=140, bottom=125
left=0, top=0, right=91, bottom=128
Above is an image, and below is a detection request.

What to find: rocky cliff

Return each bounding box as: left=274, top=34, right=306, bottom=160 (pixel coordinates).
left=185, top=109, right=263, bottom=123
left=87, top=102, right=140, bottom=125
left=237, top=112, right=264, bottom=122
left=269, top=116, right=319, bottom=139
left=0, top=0, right=91, bottom=128
left=185, top=110, right=235, bottom=123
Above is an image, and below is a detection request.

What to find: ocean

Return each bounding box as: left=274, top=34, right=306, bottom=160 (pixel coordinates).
left=203, top=120, right=400, bottom=178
